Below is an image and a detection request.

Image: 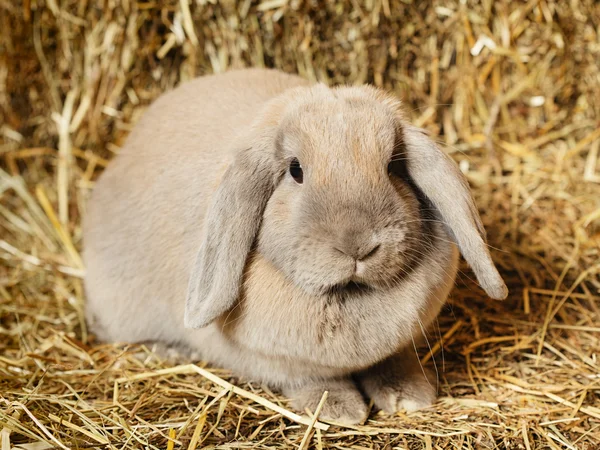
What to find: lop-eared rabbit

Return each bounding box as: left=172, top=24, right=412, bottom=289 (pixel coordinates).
left=84, top=69, right=507, bottom=423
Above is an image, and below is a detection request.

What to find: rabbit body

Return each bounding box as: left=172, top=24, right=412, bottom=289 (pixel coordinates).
left=84, top=69, right=505, bottom=423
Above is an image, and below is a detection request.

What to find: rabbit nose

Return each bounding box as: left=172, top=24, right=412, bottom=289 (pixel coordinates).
left=333, top=229, right=381, bottom=261
left=334, top=242, right=380, bottom=261
left=357, top=243, right=381, bottom=261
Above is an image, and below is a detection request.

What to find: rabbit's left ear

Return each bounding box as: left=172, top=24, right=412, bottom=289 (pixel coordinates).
left=401, top=125, right=508, bottom=300
left=185, top=145, right=281, bottom=329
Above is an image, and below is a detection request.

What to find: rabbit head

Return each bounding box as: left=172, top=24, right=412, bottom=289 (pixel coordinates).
left=185, top=83, right=507, bottom=329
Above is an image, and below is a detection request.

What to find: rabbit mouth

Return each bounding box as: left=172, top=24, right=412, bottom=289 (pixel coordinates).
left=323, top=281, right=372, bottom=297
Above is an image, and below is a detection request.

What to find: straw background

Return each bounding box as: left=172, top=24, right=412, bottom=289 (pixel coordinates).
left=1, top=0, right=599, bottom=448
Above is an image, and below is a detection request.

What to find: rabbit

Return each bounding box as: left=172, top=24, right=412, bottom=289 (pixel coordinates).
left=83, top=68, right=508, bottom=424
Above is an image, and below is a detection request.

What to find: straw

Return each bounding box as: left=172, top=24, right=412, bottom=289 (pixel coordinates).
left=1, top=0, right=599, bottom=448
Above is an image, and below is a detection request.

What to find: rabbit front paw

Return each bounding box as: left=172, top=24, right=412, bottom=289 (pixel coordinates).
left=358, top=351, right=437, bottom=414
left=284, top=378, right=367, bottom=425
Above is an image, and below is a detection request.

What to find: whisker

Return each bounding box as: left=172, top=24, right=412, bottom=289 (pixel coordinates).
left=404, top=103, right=454, bottom=115
left=411, top=334, right=433, bottom=390
left=418, top=318, right=439, bottom=391
left=435, top=317, right=446, bottom=374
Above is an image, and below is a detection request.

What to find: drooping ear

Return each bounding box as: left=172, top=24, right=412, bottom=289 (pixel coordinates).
left=401, top=124, right=508, bottom=300
left=184, top=146, right=281, bottom=329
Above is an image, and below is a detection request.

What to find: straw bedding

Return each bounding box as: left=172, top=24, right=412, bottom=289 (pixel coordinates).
left=1, top=0, right=599, bottom=448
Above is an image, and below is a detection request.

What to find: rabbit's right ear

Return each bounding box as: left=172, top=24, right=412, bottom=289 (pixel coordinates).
left=185, top=145, right=281, bottom=329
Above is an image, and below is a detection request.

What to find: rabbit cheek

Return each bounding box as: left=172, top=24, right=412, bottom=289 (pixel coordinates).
left=258, top=189, right=355, bottom=294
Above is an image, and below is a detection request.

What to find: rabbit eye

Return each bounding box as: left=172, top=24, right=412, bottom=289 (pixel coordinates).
left=387, top=161, right=396, bottom=177
left=289, top=158, right=303, bottom=184
left=388, top=158, right=408, bottom=179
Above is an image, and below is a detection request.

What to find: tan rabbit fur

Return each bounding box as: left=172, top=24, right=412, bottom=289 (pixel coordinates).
left=83, top=68, right=507, bottom=424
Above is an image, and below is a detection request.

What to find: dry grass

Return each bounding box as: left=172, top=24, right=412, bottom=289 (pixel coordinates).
left=1, top=0, right=599, bottom=448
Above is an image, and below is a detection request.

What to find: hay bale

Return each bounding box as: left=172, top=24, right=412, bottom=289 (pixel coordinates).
left=1, top=0, right=599, bottom=448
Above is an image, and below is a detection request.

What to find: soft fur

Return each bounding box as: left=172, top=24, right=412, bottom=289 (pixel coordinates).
left=83, top=68, right=507, bottom=424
